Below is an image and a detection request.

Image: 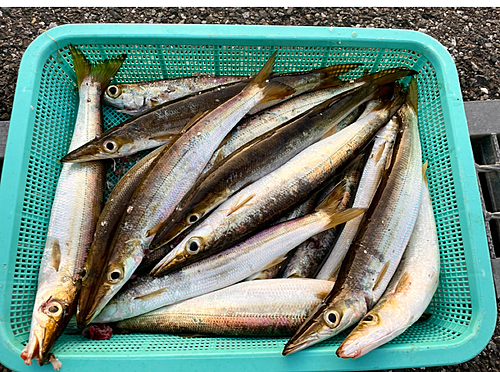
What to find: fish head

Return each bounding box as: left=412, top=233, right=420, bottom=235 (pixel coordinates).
left=60, top=131, right=138, bottom=163
left=80, top=251, right=141, bottom=325
left=282, top=292, right=367, bottom=356
left=150, top=223, right=216, bottom=276
left=159, top=188, right=230, bottom=247
left=103, top=84, right=145, bottom=112
left=336, top=298, right=411, bottom=359
left=21, top=283, right=77, bottom=366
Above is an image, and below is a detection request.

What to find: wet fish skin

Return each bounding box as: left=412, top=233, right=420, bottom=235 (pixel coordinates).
left=94, top=181, right=363, bottom=323
left=283, top=78, right=422, bottom=356
left=61, top=80, right=250, bottom=163
left=76, top=144, right=164, bottom=327
left=83, top=52, right=295, bottom=325
left=152, top=72, right=413, bottom=277
left=104, top=75, right=249, bottom=115
left=62, top=63, right=360, bottom=163
left=150, top=94, right=364, bottom=250
left=115, top=279, right=334, bottom=337
left=21, top=47, right=125, bottom=367
left=282, top=154, right=364, bottom=279
left=336, top=175, right=439, bottom=359
left=316, top=115, right=400, bottom=282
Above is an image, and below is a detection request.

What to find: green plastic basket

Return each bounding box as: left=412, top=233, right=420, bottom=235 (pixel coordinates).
left=0, top=24, right=496, bottom=372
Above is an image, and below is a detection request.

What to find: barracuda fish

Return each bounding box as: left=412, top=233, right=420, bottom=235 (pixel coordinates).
left=150, top=95, right=365, bottom=250
left=151, top=70, right=414, bottom=277
left=282, top=154, right=365, bottom=279
left=76, top=144, right=164, bottom=328
left=316, top=116, right=400, bottom=282
left=115, top=279, right=334, bottom=336
left=20, top=47, right=125, bottom=368
left=282, top=78, right=423, bottom=356
left=205, top=73, right=390, bottom=173
left=81, top=52, right=295, bottom=325
left=337, top=170, right=439, bottom=359
left=104, top=75, right=249, bottom=115
left=93, top=184, right=363, bottom=323
left=62, top=63, right=360, bottom=163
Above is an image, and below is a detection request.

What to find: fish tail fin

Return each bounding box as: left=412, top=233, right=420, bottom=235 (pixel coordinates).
left=407, top=77, right=418, bottom=112
left=251, top=51, right=278, bottom=86
left=357, top=67, right=417, bottom=87
left=70, top=45, right=126, bottom=90
left=324, top=208, right=366, bottom=230
left=246, top=51, right=296, bottom=103
left=315, top=179, right=365, bottom=229
left=308, top=63, right=364, bottom=90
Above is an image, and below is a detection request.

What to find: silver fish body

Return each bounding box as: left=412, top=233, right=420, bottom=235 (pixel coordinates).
left=21, top=47, right=125, bottom=366
left=153, top=83, right=407, bottom=276
left=104, top=75, right=248, bottom=115
left=85, top=52, right=294, bottom=324
left=283, top=78, right=422, bottom=356
left=337, top=176, right=439, bottom=359
left=316, top=116, right=400, bottom=282
left=93, top=195, right=360, bottom=323
left=115, top=279, right=334, bottom=336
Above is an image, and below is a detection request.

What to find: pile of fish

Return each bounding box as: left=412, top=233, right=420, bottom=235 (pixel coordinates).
left=21, top=46, right=440, bottom=370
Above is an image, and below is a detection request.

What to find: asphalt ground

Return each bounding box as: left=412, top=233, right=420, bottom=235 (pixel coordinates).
left=0, top=7, right=499, bottom=372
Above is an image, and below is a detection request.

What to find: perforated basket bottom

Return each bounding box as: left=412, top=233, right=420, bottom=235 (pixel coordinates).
left=9, top=42, right=472, bottom=354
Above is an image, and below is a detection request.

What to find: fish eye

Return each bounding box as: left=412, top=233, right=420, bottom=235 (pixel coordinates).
left=81, top=267, right=88, bottom=280
left=362, top=314, right=378, bottom=324
left=324, top=310, right=341, bottom=328
left=186, top=213, right=200, bottom=225
left=103, top=140, right=118, bottom=153
left=44, top=301, right=63, bottom=318
left=106, top=85, right=122, bottom=99
left=108, top=268, right=123, bottom=283
left=186, top=237, right=202, bottom=255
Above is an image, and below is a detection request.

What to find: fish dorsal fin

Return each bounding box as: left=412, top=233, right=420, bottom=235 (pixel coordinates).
left=315, top=180, right=346, bottom=213
left=134, top=286, right=169, bottom=301
left=422, top=160, right=429, bottom=185
left=373, top=260, right=391, bottom=292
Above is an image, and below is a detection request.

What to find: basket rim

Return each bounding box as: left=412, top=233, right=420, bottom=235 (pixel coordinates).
left=0, top=24, right=496, bottom=372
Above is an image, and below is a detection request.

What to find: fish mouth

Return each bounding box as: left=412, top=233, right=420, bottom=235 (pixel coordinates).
left=60, top=143, right=103, bottom=163
left=21, top=328, right=47, bottom=366
left=282, top=333, right=321, bottom=356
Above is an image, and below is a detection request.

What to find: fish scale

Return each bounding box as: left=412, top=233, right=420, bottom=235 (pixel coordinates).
left=152, top=73, right=413, bottom=277
left=83, top=52, right=296, bottom=325
left=283, top=78, right=423, bottom=356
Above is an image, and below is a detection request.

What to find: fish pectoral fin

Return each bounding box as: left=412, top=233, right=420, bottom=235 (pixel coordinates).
left=374, top=142, right=386, bottom=165
left=146, top=220, right=168, bottom=238
left=225, top=194, right=255, bottom=216
left=183, top=110, right=211, bottom=133
left=213, top=150, right=225, bottom=167
left=133, top=286, right=169, bottom=301
left=373, top=261, right=391, bottom=292
left=394, top=271, right=412, bottom=293
left=50, top=239, right=61, bottom=273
